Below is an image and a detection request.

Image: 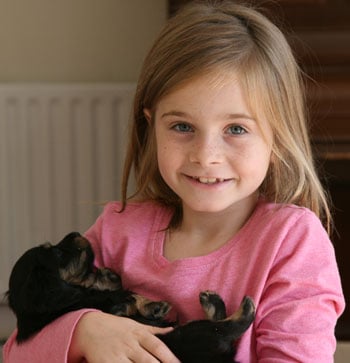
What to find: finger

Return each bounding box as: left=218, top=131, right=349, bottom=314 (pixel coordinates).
left=140, top=333, right=180, bottom=363
left=147, top=325, right=175, bottom=335
left=127, top=344, right=160, bottom=363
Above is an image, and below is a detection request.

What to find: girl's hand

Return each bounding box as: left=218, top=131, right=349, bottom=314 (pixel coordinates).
left=68, top=311, right=181, bottom=363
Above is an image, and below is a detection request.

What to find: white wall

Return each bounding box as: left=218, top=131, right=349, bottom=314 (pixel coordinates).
left=0, top=0, right=167, bottom=342
left=0, top=0, right=167, bottom=82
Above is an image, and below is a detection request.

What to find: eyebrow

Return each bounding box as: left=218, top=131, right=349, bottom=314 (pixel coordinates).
left=161, top=110, right=256, bottom=122
left=161, top=111, right=188, bottom=119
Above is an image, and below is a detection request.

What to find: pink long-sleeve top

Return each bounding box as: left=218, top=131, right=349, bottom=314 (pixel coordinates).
left=3, top=200, right=345, bottom=362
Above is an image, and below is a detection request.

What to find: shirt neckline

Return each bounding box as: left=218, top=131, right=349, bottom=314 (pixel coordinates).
left=151, top=200, right=264, bottom=270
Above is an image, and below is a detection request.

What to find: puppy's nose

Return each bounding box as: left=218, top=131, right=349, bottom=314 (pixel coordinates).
left=41, top=242, right=52, bottom=249
left=74, top=235, right=91, bottom=249
left=57, top=232, right=83, bottom=249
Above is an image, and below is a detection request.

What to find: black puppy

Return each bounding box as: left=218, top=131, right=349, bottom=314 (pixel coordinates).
left=7, top=232, right=255, bottom=363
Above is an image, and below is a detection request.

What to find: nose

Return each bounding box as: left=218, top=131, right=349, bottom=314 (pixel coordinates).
left=189, top=133, right=223, bottom=166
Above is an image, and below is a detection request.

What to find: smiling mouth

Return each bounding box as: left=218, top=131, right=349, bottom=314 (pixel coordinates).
left=190, top=176, right=230, bottom=184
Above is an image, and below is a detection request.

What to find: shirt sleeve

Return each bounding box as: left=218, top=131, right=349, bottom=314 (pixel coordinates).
left=83, top=201, right=118, bottom=268
left=3, top=309, right=95, bottom=363
left=255, top=210, right=345, bottom=362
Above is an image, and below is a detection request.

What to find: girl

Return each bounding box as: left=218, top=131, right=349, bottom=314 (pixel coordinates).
left=4, top=1, right=345, bottom=362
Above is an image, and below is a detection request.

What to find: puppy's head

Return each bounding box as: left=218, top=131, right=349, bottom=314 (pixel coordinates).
left=7, top=232, right=94, bottom=316
left=54, top=232, right=95, bottom=282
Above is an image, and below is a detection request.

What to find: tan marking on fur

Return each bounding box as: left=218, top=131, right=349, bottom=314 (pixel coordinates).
left=204, top=305, right=217, bottom=320
left=132, top=294, right=153, bottom=315
left=200, top=290, right=215, bottom=320
left=226, top=297, right=255, bottom=322
left=132, top=294, right=171, bottom=318
left=59, top=250, right=89, bottom=285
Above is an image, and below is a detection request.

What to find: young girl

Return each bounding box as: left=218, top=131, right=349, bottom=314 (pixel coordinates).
left=4, top=1, right=345, bottom=362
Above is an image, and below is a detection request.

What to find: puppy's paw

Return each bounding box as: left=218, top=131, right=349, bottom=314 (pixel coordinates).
left=233, top=296, right=255, bottom=323
left=95, top=268, right=122, bottom=290
left=143, top=301, right=172, bottom=319
left=199, top=290, right=227, bottom=320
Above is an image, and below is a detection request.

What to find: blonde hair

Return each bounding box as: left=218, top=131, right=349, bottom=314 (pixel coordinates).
left=121, top=0, right=331, bottom=232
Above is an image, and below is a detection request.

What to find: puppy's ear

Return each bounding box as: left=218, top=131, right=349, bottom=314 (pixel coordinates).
left=9, top=246, right=80, bottom=315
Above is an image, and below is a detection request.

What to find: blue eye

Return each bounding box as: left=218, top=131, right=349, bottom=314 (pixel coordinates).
left=227, top=125, right=246, bottom=135
left=172, top=123, right=193, bottom=132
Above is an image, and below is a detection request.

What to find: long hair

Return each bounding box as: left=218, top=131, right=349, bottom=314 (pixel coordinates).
left=121, top=0, right=331, bottom=232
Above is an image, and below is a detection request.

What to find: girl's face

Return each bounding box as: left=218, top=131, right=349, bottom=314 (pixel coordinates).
left=146, top=73, right=273, bottom=215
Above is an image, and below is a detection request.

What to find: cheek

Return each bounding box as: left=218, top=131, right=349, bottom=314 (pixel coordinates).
left=157, top=143, right=177, bottom=169
left=156, top=130, right=180, bottom=163
left=156, top=140, right=171, bottom=175
left=156, top=138, right=185, bottom=184
left=232, top=140, right=272, bottom=172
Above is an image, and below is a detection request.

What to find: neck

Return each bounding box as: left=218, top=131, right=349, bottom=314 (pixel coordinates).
left=164, top=194, right=259, bottom=260
left=180, top=194, right=258, bottom=235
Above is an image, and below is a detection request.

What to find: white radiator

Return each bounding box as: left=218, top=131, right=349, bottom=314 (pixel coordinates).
left=0, top=83, right=135, bottom=294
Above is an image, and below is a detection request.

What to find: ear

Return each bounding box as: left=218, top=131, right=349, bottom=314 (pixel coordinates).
left=143, top=108, right=152, bottom=124
left=269, top=149, right=277, bottom=166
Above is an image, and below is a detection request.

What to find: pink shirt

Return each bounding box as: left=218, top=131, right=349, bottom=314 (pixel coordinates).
left=4, top=200, right=345, bottom=362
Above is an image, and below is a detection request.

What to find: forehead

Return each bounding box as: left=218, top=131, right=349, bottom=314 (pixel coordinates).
left=156, top=72, right=245, bottom=109
left=155, top=71, right=265, bottom=123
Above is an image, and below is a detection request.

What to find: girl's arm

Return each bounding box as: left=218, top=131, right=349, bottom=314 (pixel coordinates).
left=3, top=309, right=93, bottom=363
left=3, top=310, right=179, bottom=363
left=68, top=311, right=179, bottom=363
left=255, top=211, right=345, bottom=362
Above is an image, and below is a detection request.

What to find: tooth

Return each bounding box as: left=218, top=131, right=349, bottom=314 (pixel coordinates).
left=199, top=177, right=217, bottom=184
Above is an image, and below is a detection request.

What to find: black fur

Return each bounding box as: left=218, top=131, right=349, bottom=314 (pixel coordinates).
left=7, top=232, right=255, bottom=363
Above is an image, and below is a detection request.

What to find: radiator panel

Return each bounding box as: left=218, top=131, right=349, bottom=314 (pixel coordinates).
left=0, top=84, right=135, bottom=293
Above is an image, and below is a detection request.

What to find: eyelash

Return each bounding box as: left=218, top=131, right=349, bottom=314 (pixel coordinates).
left=171, top=122, right=247, bottom=135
